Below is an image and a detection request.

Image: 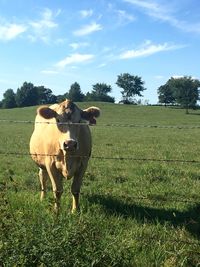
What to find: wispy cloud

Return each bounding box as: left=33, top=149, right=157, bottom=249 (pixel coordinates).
left=69, top=42, right=89, bottom=50
left=41, top=70, right=59, bottom=75
left=97, top=63, right=107, bottom=68
left=0, top=8, right=60, bottom=43
left=115, top=9, right=136, bottom=25
left=79, top=9, right=93, bottom=18
left=0, top=23, right=27, bottom=41
left=28, top=8, right=58, bottom=42
left=124, top=0, right=200, bottom=34
left=73, top=22, right=102, bottom=36
left=119, top=40, right=185, bottom=59
left=55, top=53, right=94, bottom=68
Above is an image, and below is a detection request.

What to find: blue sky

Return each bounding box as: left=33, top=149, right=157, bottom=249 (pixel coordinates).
left=0, top=0, right=200, bottom=103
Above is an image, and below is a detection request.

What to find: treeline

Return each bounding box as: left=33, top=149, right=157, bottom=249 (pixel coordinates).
left=0, top=81, right=115, bottom=109
left=1, top=74, right=200, bottom=113
left=0, top=73, right=146, bottom=108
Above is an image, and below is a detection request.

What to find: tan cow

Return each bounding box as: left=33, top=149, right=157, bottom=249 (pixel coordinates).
left=30, top=99, right=100, bottom=212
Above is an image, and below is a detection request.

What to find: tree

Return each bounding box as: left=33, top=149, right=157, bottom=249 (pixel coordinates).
left=172, top=76, right=200, bottom=113
left=164, top=76, right=200, bottom=113
left=85, top=83, right=115, bottom=102
left=116, top=73, right=146, bottom=103
left=2, top=89, right=17, bottom=108
left=92, top=83, right=112, bottom=96
left=15, top=82, right=38, bottom=107
left=68, top=82, right=84, bottom=102
left=36, top=86, right=57, bottom=104
left=56, top=94, right=67, bottom=103
left=157, top=84, right=175, bottom=106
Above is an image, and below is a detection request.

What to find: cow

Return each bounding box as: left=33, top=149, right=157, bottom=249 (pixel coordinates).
left=29, top=99, right=100, bottom=212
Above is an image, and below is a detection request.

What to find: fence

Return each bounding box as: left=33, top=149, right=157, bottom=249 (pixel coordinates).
left=1, top=119, right=200, bottom=129
left=1, top=118, right=200, bottom=251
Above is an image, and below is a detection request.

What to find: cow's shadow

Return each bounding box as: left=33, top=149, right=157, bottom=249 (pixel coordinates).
left=86, top=194, right=200, bottom=238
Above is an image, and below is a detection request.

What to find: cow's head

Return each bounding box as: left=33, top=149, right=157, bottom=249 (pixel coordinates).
left=37, top=99, right=100, bottom=152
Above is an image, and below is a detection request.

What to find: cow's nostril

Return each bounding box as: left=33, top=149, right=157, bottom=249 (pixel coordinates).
left=63, top=139, right=77, bottom=151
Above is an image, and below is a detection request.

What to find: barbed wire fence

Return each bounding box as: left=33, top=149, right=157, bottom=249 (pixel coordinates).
left=1, top=119, right=200, bottom=129
left=1, top=118, right=200, bottom=251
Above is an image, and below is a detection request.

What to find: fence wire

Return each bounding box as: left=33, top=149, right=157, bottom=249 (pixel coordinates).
left=0, top=150, right=200, bottom=165
left=1, top=119, right=200, bottom=129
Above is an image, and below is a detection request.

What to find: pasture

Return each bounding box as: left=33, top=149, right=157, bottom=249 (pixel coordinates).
left=0, top=103, right=200, bottom=266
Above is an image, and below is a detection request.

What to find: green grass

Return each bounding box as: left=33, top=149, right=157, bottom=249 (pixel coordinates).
left=1, top=103, right=200, bottom=266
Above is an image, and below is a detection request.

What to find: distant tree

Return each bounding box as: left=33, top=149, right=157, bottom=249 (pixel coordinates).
left=2, top=89, right=17, bottom=108
left=15, top=82, right=38, bottom=107
left=171, top=76, right=200, bottom=113
left=92, top=83, right=112, bottom=96
left=116, top=73, right=146, bottom=103
left=68, top=82, right=84, bottom=102
left=36, top=86, right=57, bottom=104
left=85, top=83, right=115, bottom=102
left=157, top=84, right=175, bottom=106
left=56, top=94, right=67, bottom=103
left=162, top=76, right=200, bottom=113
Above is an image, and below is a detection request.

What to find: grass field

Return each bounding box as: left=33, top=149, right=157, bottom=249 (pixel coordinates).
left=0, top=103, right=200, bottom=266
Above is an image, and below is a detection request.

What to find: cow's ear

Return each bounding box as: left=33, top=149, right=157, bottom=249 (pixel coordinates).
left=37, top=106, right=57, bottom=119
left=81, top=107, right=100, bottom=125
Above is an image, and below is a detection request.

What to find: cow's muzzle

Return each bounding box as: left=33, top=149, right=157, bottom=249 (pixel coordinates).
left=63, top=139, right=78, bottom=151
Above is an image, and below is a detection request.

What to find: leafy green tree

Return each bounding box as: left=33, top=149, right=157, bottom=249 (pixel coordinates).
left=2, top=89, right=17, bottom=108
left=167, top=76, right=200, bottom=113
left=85, top=83, right=115, bottom=102
left=157, top=84, right=175, bottom=106
left=116, top=73, right=146, bottom=103
left=36, top=86, right=57, bottom=104
left=68, top=82, right=84, bottom=102
left=15, top=82, right=38, bottom=107
left=56, top=94, right=67, bottom=102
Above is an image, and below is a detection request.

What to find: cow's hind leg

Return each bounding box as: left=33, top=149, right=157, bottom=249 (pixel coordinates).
left=71, top=161, right=88, bottom=213
left=39, top=168, right=48, bottom=200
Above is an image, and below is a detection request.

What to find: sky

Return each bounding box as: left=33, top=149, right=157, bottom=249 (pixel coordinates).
left=0, top=0, right=200, bottom=104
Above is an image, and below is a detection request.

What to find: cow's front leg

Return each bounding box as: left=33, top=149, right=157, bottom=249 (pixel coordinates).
left=46, top=164, right=63, bottom=212
left=71, top=162, right=87, bottom=213
left=71, top=181, right=81, bottom=213
left=39, top=168, right=48, bottom=200
left=53, top=189, right=63, bottom=211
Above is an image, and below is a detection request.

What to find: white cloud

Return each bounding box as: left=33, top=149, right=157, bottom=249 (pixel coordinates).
left=0, top=8, right=60, bottom=43
left=28, top=8, right=58, bottom=42
left=172, top=75, right=184, bottom=78
left=124, top=0, right=162, bottom=13
left=55, top=53, right=94, bottom=68
left=97, top=63, right=107, bottom=68
left=124, top=0, right=200, bottom=34
left=69, top=42, right=89, bottom=50
left=116, top=9, right=136, bottom=25
left=119, top=40, right=185, bottom=59
left=30, top=8, right=58, bottom=29
left=0, top=23, right=27, bottom=41
left=172, top=75, right=199, bottom=80
left=41, top=70, right=59, bottom=75
left=73, top=22, right=102, bottom=36
left=79, top=9, right=93, bottom=18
